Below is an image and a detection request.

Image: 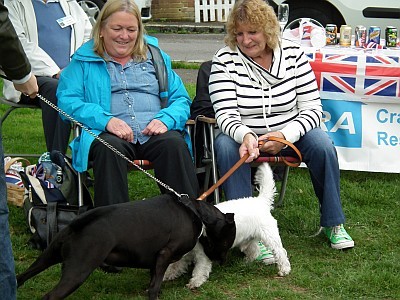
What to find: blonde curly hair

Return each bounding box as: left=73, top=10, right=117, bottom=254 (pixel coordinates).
left=225, top=0, right=280, bottom=50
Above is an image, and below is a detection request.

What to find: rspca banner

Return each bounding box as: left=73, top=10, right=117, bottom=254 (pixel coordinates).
left=308, top=47, right=400, bottom=173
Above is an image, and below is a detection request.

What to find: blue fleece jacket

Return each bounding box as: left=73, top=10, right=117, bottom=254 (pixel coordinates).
left=57, top=36, right=192, bottom=172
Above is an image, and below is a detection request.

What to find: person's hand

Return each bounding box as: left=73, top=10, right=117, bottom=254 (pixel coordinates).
left=239, top=133, right=260, bottom=163
left=106, top=117, right=134, bottom=142
left=258, top=131, right=286, bottom=155
left=52, top=70, right=62, bottom=79
left=13, top=74, right=38, bottom=99
left=142, top=119, right=167, bottom=136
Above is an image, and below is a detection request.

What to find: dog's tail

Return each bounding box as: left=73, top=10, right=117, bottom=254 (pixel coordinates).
left=253, top=163, right=276, bottom=210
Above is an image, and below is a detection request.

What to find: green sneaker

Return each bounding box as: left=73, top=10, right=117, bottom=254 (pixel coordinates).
left=324, top=224, right=354, bottom=250
left=256, top=242, right=275, bottom=265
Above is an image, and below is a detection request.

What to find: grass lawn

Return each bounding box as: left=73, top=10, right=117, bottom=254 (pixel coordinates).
left=1, top=79, right=399, bottom=299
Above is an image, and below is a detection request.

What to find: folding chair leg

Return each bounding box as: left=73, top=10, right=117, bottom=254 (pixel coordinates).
left=77, top=172, right=85, bottom=207
left=275, top=165, right=290, bottom=207
left=73, top=124, right=86, bottom=208
left=206, top=122, right=219, bottom=204
left=202, top=164, right=212, bottom=194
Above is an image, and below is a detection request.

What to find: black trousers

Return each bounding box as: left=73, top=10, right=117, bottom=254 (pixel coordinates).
left=89, top=131, right=200, bottom=207
left=19, top=76, right=71, bottom=154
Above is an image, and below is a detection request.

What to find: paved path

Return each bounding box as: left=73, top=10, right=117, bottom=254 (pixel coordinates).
left=152, top=33, right=225, bottom=84
left=153, top=33, right=225, bottom=62
left=174, top=69, right=199, bottom=84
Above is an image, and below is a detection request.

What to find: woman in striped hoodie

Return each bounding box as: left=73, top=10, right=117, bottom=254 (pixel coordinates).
left=209, top=0, right=354, bottom=255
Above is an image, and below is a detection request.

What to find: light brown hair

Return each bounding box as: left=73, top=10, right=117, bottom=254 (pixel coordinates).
left=225, top=0, right=280, bottom=50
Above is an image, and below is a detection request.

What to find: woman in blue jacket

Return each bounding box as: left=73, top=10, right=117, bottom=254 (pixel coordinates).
left=57, top=0, right=199, bottom=206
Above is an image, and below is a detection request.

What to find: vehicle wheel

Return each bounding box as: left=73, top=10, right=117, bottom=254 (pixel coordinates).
left=78, top=0, right=105, bottom=26
left=288, top=7, right=334, bottom=27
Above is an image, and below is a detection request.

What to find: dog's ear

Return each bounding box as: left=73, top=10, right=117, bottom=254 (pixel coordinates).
left=195, top=201, right=223, bottom=226
left=225, top=213, right=234, bottom=224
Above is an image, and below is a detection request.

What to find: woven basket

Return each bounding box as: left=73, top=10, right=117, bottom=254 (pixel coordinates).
left=6, top=182, right=25, bottom=207
left=4, top=157, right=31, bottom=207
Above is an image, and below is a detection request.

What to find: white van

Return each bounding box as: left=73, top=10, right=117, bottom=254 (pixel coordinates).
left=79, top=0, right=152, bottom=26
left=266, top=0, right=400, bottom=29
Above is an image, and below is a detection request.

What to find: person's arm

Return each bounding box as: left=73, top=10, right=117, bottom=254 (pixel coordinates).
left=57, top=57, right=112, bottom=131
left=0, top=1, right=30, bottom=80
left=0, top=1, right=38, bottom=97
left=4, top=0, right=59, bottom=77
left=209, top=51, right=260, bottom=162
left=209, top=52, right=255, bottom=144
left=67, top=0, right=92, bottom=45
left=278, top=49, right=322, bottom=143
left=12, top=75, right=38, bottom=98
left=80, top=8, right=92, bottom=43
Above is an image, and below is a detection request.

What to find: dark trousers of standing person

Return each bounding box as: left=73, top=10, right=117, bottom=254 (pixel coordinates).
left=0, top=133, right=17, bottom=300
left=89, top=130, right=200, bottom=207
left=19, top=76, right=71, bottom=154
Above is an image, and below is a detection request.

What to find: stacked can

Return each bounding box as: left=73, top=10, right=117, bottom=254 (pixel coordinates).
left=385, top=26, right=398, bottom=47
left=368, top=26, right=381, bottom=45
left=325, top=24, right=338, bottom=45
left=339, top=25, right=352, bottom=46
left=355, top=25, right=367, bottom=47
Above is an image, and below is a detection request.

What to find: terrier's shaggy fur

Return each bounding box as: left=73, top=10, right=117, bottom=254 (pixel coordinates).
left=164, top=163, right=291, bottom=289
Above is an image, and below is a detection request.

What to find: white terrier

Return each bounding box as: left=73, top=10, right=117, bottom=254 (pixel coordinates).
left=164, top=163, right=291, bottom=289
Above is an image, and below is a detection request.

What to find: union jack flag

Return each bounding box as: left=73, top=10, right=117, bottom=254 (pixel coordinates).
left=307, top=49, right=400, bottom=101
left=6, top=173, right=24, bottom=188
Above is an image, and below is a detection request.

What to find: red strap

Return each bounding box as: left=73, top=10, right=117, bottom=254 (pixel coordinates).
left=258, top=136, right=302, bottom=167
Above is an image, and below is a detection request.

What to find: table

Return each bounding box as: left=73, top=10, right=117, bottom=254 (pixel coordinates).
left=306, top=46, right=400, bottom=173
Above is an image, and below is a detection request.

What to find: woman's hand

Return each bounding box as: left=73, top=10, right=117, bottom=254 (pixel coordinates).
left=258, top=131, right=286, bottom=155
left=239, top=133, right=260, bottom=163
left=106, top=117, right=134, bottom=142
left=142, top=119, right=168, bottom=136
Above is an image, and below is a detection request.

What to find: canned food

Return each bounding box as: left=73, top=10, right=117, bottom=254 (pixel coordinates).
left=355, top=25, right=367, bottom=47
left=339, top=25, right=352, bottom=46
left=385, top=26, right=398, bottom=47
left=368, top=26, right=381, bottom=44
left=325, top=24, right=337, bottom=45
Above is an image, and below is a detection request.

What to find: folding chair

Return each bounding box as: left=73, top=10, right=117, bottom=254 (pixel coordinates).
left=191, top=61, right=301, bottom=206
left=0, top=96, right=42, bottom=157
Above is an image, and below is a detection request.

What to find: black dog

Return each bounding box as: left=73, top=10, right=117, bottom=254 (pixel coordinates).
left=17, top=194, right=235, bottom=300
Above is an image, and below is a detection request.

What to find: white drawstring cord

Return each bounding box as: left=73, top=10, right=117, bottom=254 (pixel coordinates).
left=239, top=54, right=272, bottom=132
left=259, top=71, right=271, bottom=132
left=268, top=85, right=272, bottom=115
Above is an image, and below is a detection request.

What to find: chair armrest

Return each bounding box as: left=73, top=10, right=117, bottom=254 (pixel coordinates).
left=197, top=116, right=216, bottom=124
left=186, top=119, right=196, bottom=126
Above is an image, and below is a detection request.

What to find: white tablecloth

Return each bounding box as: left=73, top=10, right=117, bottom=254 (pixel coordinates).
left=307, top=46, right=400, bottom=173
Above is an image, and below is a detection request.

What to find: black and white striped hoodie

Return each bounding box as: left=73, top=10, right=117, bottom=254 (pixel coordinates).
left=209, top=39, right=322, bottom=144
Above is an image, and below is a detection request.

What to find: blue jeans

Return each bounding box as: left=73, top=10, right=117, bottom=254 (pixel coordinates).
left=0, top=134, right=17, bottom=300
left=215, top=128, right=345, bottom=227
